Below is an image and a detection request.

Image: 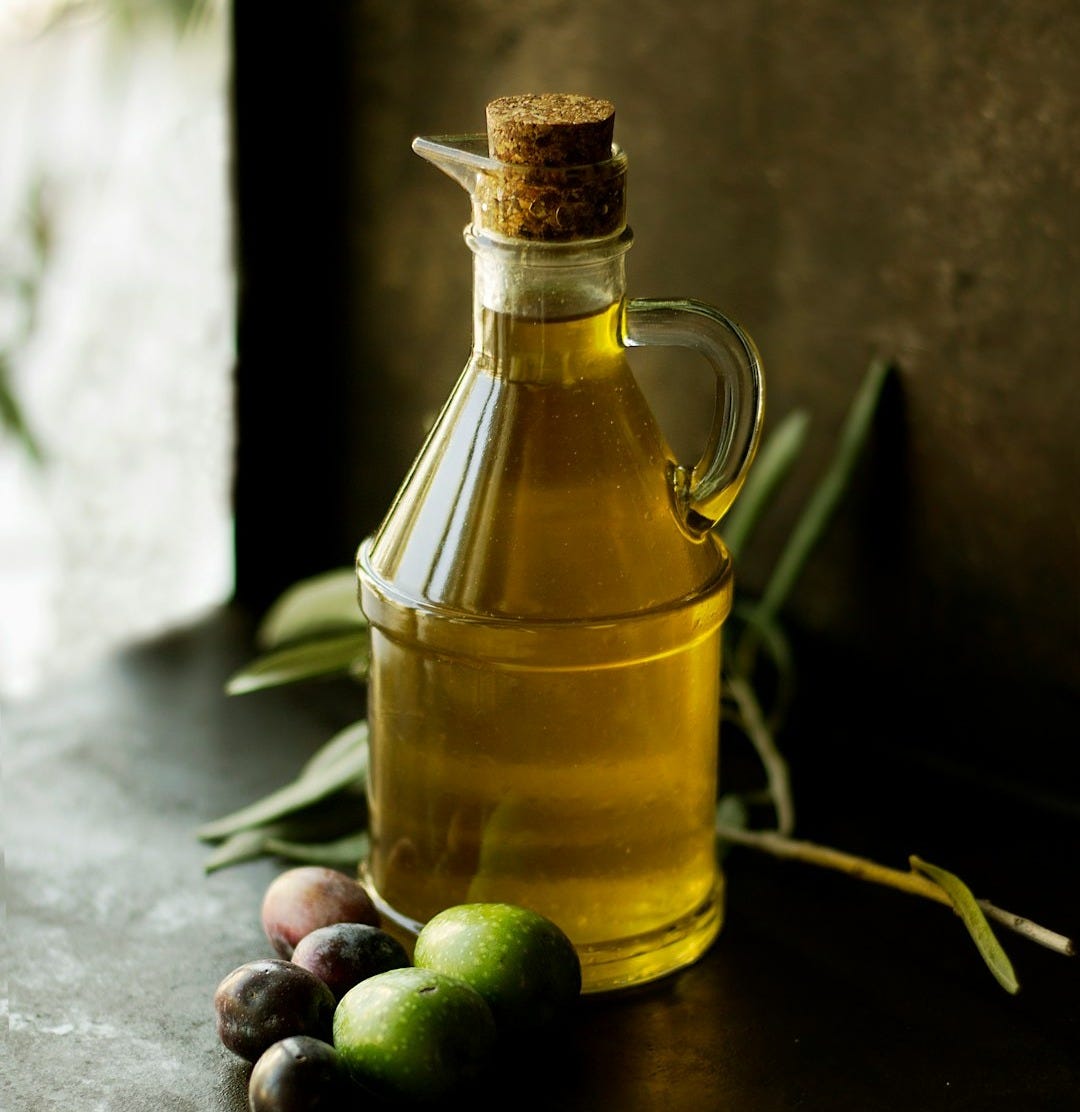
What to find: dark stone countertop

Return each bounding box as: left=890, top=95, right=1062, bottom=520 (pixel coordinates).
left=7, top=606, right=1080, bottom=1110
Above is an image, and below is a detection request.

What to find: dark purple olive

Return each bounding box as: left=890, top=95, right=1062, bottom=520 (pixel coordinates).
left=291, top=922, right=411, bottom=1000
left=248, top=1036, right=359, bottom=1111
left=214, top=959, right=335, bottom=1062
left=261, top=867, right=379, bottom=959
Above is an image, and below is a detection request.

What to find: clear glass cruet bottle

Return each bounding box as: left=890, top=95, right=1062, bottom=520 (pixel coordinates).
left=357, top=93, right=764, bottom=992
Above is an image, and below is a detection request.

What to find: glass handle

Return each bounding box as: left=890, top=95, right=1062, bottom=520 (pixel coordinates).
left=622, top=298, right=765, bottom=535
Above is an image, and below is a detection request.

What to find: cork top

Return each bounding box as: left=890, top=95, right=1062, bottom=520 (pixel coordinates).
left=486, top=94, right=616, bottom=167
left=476, top=93, right=625, bottom=241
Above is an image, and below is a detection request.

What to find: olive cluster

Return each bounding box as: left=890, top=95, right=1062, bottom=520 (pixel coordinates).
left=213, top=866, right=582, bottom=1109
left=214, top=866, right=409, bottom=1109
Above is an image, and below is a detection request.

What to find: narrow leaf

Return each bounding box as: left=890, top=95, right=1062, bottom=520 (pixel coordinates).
left=719, top=409, right=810, bottom=559
left=910, top=855, right=1020, bottom=995
left=204, top=828, right=277, bottom=873
left=202, top=791, right=370, bottom=873
left=256, top=567, right=367, bottom=650
left=264, top=830, right=371, bottom=869
left=299, top=720, right=370, bottom=780
left=754, top=359, right=893, bottom=624
left=225, top=632, right=370, bottom=695
left=196, top=723, right=369, bottom=841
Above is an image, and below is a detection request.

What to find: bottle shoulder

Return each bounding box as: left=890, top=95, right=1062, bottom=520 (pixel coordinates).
left=363, top=354, right=730, bottom=625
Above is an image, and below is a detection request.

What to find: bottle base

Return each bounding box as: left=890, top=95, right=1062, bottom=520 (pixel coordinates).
left=357, top=864, right=724, bottom=995
left=574, top=881, right=724, bottom=994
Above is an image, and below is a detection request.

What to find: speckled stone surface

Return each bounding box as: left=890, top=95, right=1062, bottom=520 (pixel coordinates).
left=7, top=608, right=1080, bottom=1110
left=6, top=609, right=360, bottom=1112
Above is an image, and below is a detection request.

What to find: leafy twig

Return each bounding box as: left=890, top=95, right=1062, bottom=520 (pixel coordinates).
left=719, top=360, right=892, bottom=837
left=197, top=721, right=369, bottom=841
left=715, top=822, right=1074, bottom=968
left=203, top=798, right=365, bottom=873
left=225, top=632, right=369, bottom=695
left=199, top=356, right=1075, bottom=1000
left=262, top=830, right=372, bottom=870
left=910, top=855, right=1019, bottom=993
left=720, top=409, right=810, bottom=560
left=255, top=567, right=367, bottom=650
left=751, top=359, right=892, bottom=626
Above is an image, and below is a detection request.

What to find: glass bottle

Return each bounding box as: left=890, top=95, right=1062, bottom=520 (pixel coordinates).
left=357, top=94, right=764, bottom=992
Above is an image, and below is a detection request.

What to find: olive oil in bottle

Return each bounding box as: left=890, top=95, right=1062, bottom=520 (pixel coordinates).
left=357, top=94, right=763, bottom=992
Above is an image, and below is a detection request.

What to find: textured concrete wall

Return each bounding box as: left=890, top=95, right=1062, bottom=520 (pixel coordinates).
left=341, top=1, right=1079, bottom=714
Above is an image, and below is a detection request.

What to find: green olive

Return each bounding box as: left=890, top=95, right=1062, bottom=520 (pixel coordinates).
left=333, top=966, right=495, bottom=1103
left=413, top=902, right=582, bottom=1033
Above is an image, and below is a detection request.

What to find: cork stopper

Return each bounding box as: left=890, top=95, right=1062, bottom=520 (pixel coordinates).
left=486, top=94, right=616, bottom=167
left=477, top=93, right=626, bottom=241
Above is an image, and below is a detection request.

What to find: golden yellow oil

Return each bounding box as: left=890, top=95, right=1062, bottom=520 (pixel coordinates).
left=357, top=303, right=733, bottom=992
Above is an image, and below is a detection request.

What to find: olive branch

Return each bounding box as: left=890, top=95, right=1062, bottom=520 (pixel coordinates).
left=198, top=359, right=1074, bottom=993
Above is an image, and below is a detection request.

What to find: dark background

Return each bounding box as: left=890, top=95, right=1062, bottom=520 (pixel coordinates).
left=233, top=1, right=1079, bottom=810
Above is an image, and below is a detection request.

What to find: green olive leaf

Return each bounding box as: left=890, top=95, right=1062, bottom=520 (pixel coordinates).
left=225, top=631, right=370, bottom=695
left=256, top=567, right=367, bottom=650
left=202, top=788, right=370, bottom=872
left=910, top=855, right=1020, bottom=995
left=299, top=719, right=370, bottom=780
left=719, top=408, right=810, bottom=559
left=263, top=830, right=371, bottom=870
left=203, top=827, right=276, bottom=873
left=753, top=359, right=893, bottom=625
left=196, top=722, right=369, bottom=841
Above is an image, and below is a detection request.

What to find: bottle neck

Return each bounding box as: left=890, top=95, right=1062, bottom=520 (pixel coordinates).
left=469, top=228, right=632, bottom=374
